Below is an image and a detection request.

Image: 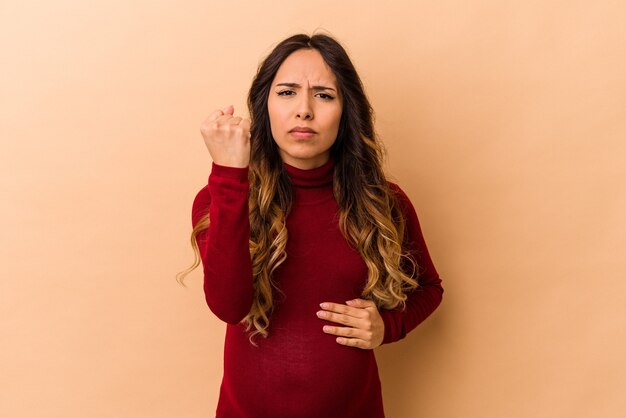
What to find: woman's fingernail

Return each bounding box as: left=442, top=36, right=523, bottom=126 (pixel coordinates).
left=320, top=303, right=330, bottom=309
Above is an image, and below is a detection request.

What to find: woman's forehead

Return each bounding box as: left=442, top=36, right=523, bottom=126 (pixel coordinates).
left=272, top=49, right=337, bottom=87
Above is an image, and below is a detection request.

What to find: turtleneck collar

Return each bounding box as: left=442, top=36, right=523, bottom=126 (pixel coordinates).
left=283, top=157, right=335, bottom=188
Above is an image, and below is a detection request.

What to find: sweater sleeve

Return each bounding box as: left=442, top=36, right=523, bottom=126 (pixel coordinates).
left=378, top=183, right=444, bottom=344
left=191, top=162, right=254, bottom=324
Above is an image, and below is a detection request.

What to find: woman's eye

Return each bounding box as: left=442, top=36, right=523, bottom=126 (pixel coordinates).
left=276, top=90, right=334, bottom=100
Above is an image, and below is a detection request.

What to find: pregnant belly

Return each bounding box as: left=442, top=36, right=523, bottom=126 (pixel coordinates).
left=219, top=320, right=382, bottom=417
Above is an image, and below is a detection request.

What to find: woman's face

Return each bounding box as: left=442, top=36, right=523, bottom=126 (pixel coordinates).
left=267, top=48, right=343, bottom=170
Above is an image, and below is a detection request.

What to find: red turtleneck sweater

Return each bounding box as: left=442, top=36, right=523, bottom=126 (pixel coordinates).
left=191, top=158, right=443, bottom=418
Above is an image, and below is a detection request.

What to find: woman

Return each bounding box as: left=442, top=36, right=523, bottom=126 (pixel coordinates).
left=177, top=33, right=444, bottom=418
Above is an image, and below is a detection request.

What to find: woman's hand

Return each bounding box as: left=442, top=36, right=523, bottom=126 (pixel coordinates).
left=200, top=105, right=251, bottom=168
left=316, top=298, right=385, bottom=349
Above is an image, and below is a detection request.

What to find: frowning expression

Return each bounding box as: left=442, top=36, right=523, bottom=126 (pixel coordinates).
left=267, top=48, right=343, bottom=170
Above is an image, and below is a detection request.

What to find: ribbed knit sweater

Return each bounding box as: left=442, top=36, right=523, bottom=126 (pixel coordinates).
left=191, top=157, right=443, bottom=418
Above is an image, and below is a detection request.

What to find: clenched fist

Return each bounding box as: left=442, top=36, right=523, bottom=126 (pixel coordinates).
left=200, top=105, right=251, bottom=168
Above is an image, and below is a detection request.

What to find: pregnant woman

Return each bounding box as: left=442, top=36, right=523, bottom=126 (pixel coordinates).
left=177, top=32, right=444, bottom=418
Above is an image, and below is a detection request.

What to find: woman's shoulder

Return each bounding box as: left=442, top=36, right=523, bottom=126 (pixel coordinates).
left=191, top=184, right=210, bottom=227
left=386, top=181, right=413, bottom=207
left=385, top=180, right=424, bottom=229
left=386, top=180, right=404, bottom=195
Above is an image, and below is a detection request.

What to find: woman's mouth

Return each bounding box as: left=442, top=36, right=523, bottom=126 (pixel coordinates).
left=289, top=126, right=317, bottom=139
left=289, top=131, right=316, bottom=139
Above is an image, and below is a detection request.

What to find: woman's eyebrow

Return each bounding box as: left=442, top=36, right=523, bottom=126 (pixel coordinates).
left=275, top=82, right=336, bottom=92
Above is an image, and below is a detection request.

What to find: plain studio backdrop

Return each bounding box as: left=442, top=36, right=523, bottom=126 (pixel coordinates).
left=1, top=1, right=625, bottom=417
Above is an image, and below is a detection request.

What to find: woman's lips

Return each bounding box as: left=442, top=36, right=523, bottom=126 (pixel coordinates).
left=289, top=131, right=316, bottom=139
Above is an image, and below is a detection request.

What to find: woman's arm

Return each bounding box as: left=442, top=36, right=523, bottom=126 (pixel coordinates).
left=377, top=183, right=444, bottom=344
left=192, top=162, right=254, bottom=324
left=314, top=182, right=443, bottom=348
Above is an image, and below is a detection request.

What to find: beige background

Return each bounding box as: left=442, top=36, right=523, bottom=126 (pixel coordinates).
left=2, top=0, right=625, bottom=417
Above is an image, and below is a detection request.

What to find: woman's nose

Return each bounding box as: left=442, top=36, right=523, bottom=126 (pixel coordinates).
left=296, top=96, right=313, bottom=120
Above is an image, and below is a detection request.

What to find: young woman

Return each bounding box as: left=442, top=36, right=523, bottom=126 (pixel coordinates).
left=177, top=33, right=444, bottom=418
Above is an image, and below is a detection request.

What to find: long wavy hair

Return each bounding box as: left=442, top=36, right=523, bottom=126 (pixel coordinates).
left=177, top=33, right=420, bottom=345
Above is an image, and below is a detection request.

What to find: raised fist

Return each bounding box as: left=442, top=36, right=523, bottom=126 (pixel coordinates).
left=200, top=105, right=251, bottom=168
